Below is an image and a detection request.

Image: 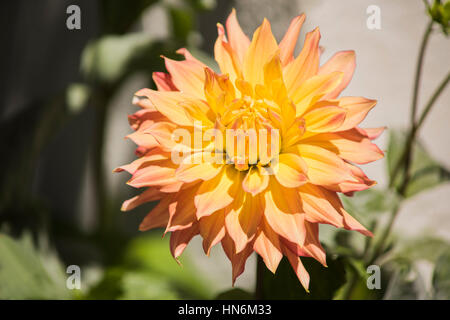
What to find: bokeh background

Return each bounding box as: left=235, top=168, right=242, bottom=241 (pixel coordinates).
left=0, top=0, right=449, bottom=299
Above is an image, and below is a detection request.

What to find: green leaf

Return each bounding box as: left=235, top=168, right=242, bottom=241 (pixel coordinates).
left=120, top=271, right=179, bottom=299
left=80, top=33, right=154, bottom=84
left=86, top=234, right=213, bottom=299
left=382, top=237, right=450, bottom=299
left=262, top=255, right=346, bottom=299
left=85, top=267, right=124, bottom=300
left=432, top=251, right=450, bottom=299
left=341, top=188, right=400, bottom=223
left=216, top=288, right=254, bottom=300
left=122, top=234, right=211, bottom=299
left=381, top=267, right=423, bottom=300
left=386, top=129, right=450, bottom=198
left=391, top=237, right=450, bottom=263
left=386, top=129, right=407, bottom=187
left=168, top=6, right=194, bottom=42
left=0, top=232, right=73, bottom=299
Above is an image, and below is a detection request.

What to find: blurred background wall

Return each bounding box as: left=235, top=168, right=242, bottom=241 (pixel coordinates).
left=0, top=0, right=449, bottom=295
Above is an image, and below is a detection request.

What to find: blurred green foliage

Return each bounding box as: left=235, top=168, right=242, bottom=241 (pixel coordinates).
left=86, top=234, right=212, bottom=299
left=0, top=233, right=72, bottom=299
left=387, top=129, right=450, bottom=198
left=332, top=128, right=450, bottom=300
left=0, top=0, right=219, bottom=300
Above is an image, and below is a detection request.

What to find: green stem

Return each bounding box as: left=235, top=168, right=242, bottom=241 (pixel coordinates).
left=368, top=204, right=400, bottom=266
left=365, top=67, right=449, bottom=294
left=399, top=71, right=450, bottom=194
left=343, top=19, right=450, bottom=300
left=340, top=270, right=359, bottom=300
left=389, top=21, right=433, bottom=187
left=364, top=72, right=450, bottom=298
left=411, top=21, right=433, bottom=124
left=370, top=72, right=449, bottom=275
left=415, top=72, right=450, bottom=132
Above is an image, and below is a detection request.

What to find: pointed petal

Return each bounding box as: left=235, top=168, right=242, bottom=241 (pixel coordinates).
left=284, top=28, right=321, bottom=96
left=244, top=18, right=278, bottom=86
left=303, top=222, right=327, bottom=266
left=194, top=166, right=240, bottom=219
left=283, top=245, right=310, bottom=292
left=165, top=186, right=199, bottom=232
left=114, top=148, right=169, bottom=174
left=170, top=224, right=199, bottom=260
left=342, top=210, right=373, bottom=237
left=225, top=193, right=263, bottom=253
left=121, top=188, right=163, bottom=212
left=293, top=72, right=344, bottom=116
left=221, top=235, right=254, bottom=285
left=176, top=153, right=223, bottom=183
left=281, top=222, right=327, bottom=267
left=358, top=126, right=385, bottom=140
left=306, top=184, right=372, bottom=236
left=334, top=96, right=377, bottom=131
left=274, top=153, right=308, bottom=188
left=254, top=219, right=283, bottom=273
left=152, top=72, right=177, bottom=91
left=326, top=162, right=376, bottom=194
left=127, top=108, right=165, bottom=130
left=303, top=106, right=346, bottom=132
left=143, top=121, right=178, bottom=151
left=199, top=210, right=226, bottom=255
left=139, top=195, right=174, bottom=231
left=298, top=183, right=345, bottom=228
left=127, top=159, right=178, bottom=188
left=225, top=9, right=250, bottom=64
left=242, top=165, right=269, bottom=196
left=279, top=14, right=306, bottom=66
left=134, top=89, right=194, bottom=126
left=318, top=51, right=356, bottom=100
left=301, top=129, right=384, bottom=164
left=293, top=144, right=352, bottom=186
left=263, top=180, right=306, bottom=246
left=163, top=49, right=206, bottom=99
left=126, top=131, right=159, bottom=149
left=214, top=23, right=241, bottom=84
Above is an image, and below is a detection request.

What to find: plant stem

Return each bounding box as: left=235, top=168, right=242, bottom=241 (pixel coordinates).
left=254, top=255, right=265, bottom=299
left=340, top=269, right=359, bottom=300
left=361, top=59, right=450, bottom=301
left=411, top=21, right=433, bottom=124
left=368, top=72, right=449, bottom=284
left=399, top=71, right=450, bottom=194
left=342, top=20, right=450, bottom=300
left=368, top=204, right=400, bottom=266
left=389, top=21, right=433, bottom=187
left=414, top=72, right=450, bottom=132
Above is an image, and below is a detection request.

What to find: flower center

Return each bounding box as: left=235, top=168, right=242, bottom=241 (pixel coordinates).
left=219, top=96, right=280, bottom=171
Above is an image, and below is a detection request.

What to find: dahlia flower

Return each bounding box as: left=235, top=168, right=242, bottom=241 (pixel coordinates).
left=115, top=10, right=384, bottom=290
